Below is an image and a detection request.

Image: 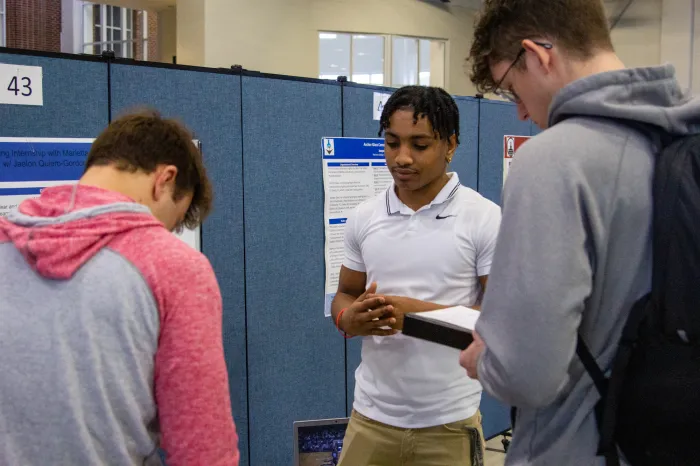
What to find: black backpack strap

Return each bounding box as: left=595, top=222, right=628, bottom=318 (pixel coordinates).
left=576, top=335, right=620, bottom=466
left=576, top=335, right=607, bottom=395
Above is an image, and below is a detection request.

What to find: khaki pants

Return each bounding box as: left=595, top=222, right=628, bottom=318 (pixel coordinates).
left=337, top=409, right=485, bottom=466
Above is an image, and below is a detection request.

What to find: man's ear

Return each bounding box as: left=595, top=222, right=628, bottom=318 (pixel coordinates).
left=153, top=165, right=178, bottom=201
left=522, top=39, right=552, bottom=73
left=446, top=134, right=457, bottom=162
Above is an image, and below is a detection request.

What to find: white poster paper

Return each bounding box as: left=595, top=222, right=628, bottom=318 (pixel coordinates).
left=322, top=137, right=390, bottom=316
left=503, top=135, right=531, bottom=186
left=0, top=137, right=201, bottom=251
left=0, top=63, right=43, bottom=106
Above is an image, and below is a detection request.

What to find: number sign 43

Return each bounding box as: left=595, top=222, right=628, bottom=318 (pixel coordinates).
left=0, top=64, right=43, bottom=106
left=7, top=76, right=33, bottom=97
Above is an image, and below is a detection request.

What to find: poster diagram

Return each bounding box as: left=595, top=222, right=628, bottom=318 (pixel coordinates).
left=503, top=135, right=530, bottom=186
left=321, top=137, right=391, bottom=316
left=0, top=137, right=201, bottom=251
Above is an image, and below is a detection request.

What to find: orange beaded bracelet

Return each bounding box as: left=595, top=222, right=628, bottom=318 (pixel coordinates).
left=335, top=308, right=353, bottom=339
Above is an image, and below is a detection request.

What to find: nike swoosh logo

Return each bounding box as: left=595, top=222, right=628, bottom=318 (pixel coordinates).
left=436, top=214, right=456, bottom=220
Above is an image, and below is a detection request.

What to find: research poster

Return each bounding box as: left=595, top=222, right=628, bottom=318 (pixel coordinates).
left=503, top=135, right=530, bottom=186
left=322, top=137, right=392, bottom=317
left=0, top=137, right=201, bottom=251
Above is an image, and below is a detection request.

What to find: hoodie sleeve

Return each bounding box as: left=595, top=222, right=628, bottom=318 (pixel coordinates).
left=114, top=231, right=240, bottom=466
left=153, top=249, right=240, bottom=466
left=475, top=139, right=594, bottom=409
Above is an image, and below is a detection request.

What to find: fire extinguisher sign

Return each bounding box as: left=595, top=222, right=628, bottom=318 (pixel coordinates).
left=503, top=135, right=531, bottom=186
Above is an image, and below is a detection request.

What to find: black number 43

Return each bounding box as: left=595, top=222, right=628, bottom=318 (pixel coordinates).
left=7, top=76, right=32, bottom=97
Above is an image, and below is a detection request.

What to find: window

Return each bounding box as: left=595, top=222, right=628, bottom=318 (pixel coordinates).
left=351, top=35, right=385, bottom=85
left=319, top=32, right=445, bottom=88
left=392, top=37, right=418, bottom=87
left=319, top=33, right=351, bottom=80
left=82, top=3, right=147, bottom=60
left=0, top=0, right=5, bottom=47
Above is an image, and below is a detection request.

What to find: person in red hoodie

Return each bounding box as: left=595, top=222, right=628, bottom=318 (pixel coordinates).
left=0, top=110, right=240, bottom=466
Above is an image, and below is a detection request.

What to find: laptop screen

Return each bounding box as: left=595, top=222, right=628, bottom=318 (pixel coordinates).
left=295, top=419, right=348, bottom=466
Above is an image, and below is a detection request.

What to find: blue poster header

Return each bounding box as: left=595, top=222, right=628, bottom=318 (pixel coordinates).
left=0, top=187, right=44, bottom=196
left=322, top=137, right=385, bottom=160
left=0, top=141, right=93, bottom=183
left=327, top=162, right=370, bottom=167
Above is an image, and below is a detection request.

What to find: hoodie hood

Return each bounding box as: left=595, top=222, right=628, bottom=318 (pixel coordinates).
left=0, top=185, right=163, bottom=279
left=549, top=65, right=700, bottom=136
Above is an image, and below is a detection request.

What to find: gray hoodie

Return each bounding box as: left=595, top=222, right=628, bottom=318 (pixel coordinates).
left=476, top=65, right=700, bottom=465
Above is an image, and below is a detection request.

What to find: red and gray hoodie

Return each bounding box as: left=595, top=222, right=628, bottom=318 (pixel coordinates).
left=0, top=185, right=239, bottom=466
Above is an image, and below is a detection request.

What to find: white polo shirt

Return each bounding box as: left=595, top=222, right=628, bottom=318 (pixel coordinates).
left=343, top=173, right=502, bottom=429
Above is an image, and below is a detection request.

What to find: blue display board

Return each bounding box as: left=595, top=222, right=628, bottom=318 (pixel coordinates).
left=110, top=62, right=248, bottom=464
left=452, top=96, right=480, bottom=191
left=477, top=99, right=531, bottom=205
left=242, top=74, right=345, bottom=466
left=0, top=53, right=108, bottom=138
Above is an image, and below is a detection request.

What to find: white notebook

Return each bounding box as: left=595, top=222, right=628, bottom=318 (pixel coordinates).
left=411, top=305, right=480, bottom=331
left=401, top=305, right=481, bottom=350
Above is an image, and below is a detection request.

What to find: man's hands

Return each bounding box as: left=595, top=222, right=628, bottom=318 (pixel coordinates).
left=459, top=331, right=485, bottom=380
left=364, top=295, right=423, bottom=330
left=365, top=294, right=451, bottom=330
left=339, top=282, right=399, bottom=337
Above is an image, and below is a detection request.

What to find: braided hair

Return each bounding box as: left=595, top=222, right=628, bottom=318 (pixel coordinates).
left=378, top=86, right=460, bottom=145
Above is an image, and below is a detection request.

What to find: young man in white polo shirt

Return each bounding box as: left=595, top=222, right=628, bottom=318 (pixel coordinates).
left=332, top=86, right=502, bottom=466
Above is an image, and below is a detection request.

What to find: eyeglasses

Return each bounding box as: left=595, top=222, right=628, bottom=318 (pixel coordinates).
left=493, top=41, right=553, bottom=103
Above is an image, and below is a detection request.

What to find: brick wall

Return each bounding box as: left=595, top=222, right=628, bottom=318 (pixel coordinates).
left=134, top=10, right=159, bottom=61
left=6, top=0, right=62, bottom=52
left=147, top=10, right=158, bottom=61
left=4, top=1, right=158, bottom=61
left=134, top=10, right=142, bottom=59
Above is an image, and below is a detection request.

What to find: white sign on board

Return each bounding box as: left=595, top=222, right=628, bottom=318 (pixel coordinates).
left=0, top=64, right=44, bottom=106
left=373, top=92, right=391, bottom=120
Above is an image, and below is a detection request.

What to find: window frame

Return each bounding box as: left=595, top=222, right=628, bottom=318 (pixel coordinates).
left=319, top=31, right=446, bottom=88
left=0, top=0, right=6, bottom=47
left=82, top=2, right=144, bottom=59
left=141, top=10, right=148, bottom=61
left=350, top=33, right=386, bottom=85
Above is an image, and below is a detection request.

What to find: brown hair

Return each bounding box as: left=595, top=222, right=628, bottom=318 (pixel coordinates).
left=468, top=0, right=614, bottom=94
left=85, top=109, right=212, bottom=229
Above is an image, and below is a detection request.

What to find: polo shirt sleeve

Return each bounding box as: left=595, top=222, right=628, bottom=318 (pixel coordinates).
left=343, top=206, right=366, bottom=273
left=475, top=201, right=502, bottom=276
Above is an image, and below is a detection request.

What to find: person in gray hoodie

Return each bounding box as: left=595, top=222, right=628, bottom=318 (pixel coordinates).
left=0, top=110, right=240, bottom=465
left=459, top=0, right=700, bottom=465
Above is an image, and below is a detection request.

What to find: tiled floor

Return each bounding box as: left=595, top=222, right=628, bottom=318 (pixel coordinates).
left=484, top=434, right=508, bottom=466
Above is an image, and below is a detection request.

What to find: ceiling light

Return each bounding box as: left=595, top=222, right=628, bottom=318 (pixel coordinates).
left=319, top=33, right=337, bottom=40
